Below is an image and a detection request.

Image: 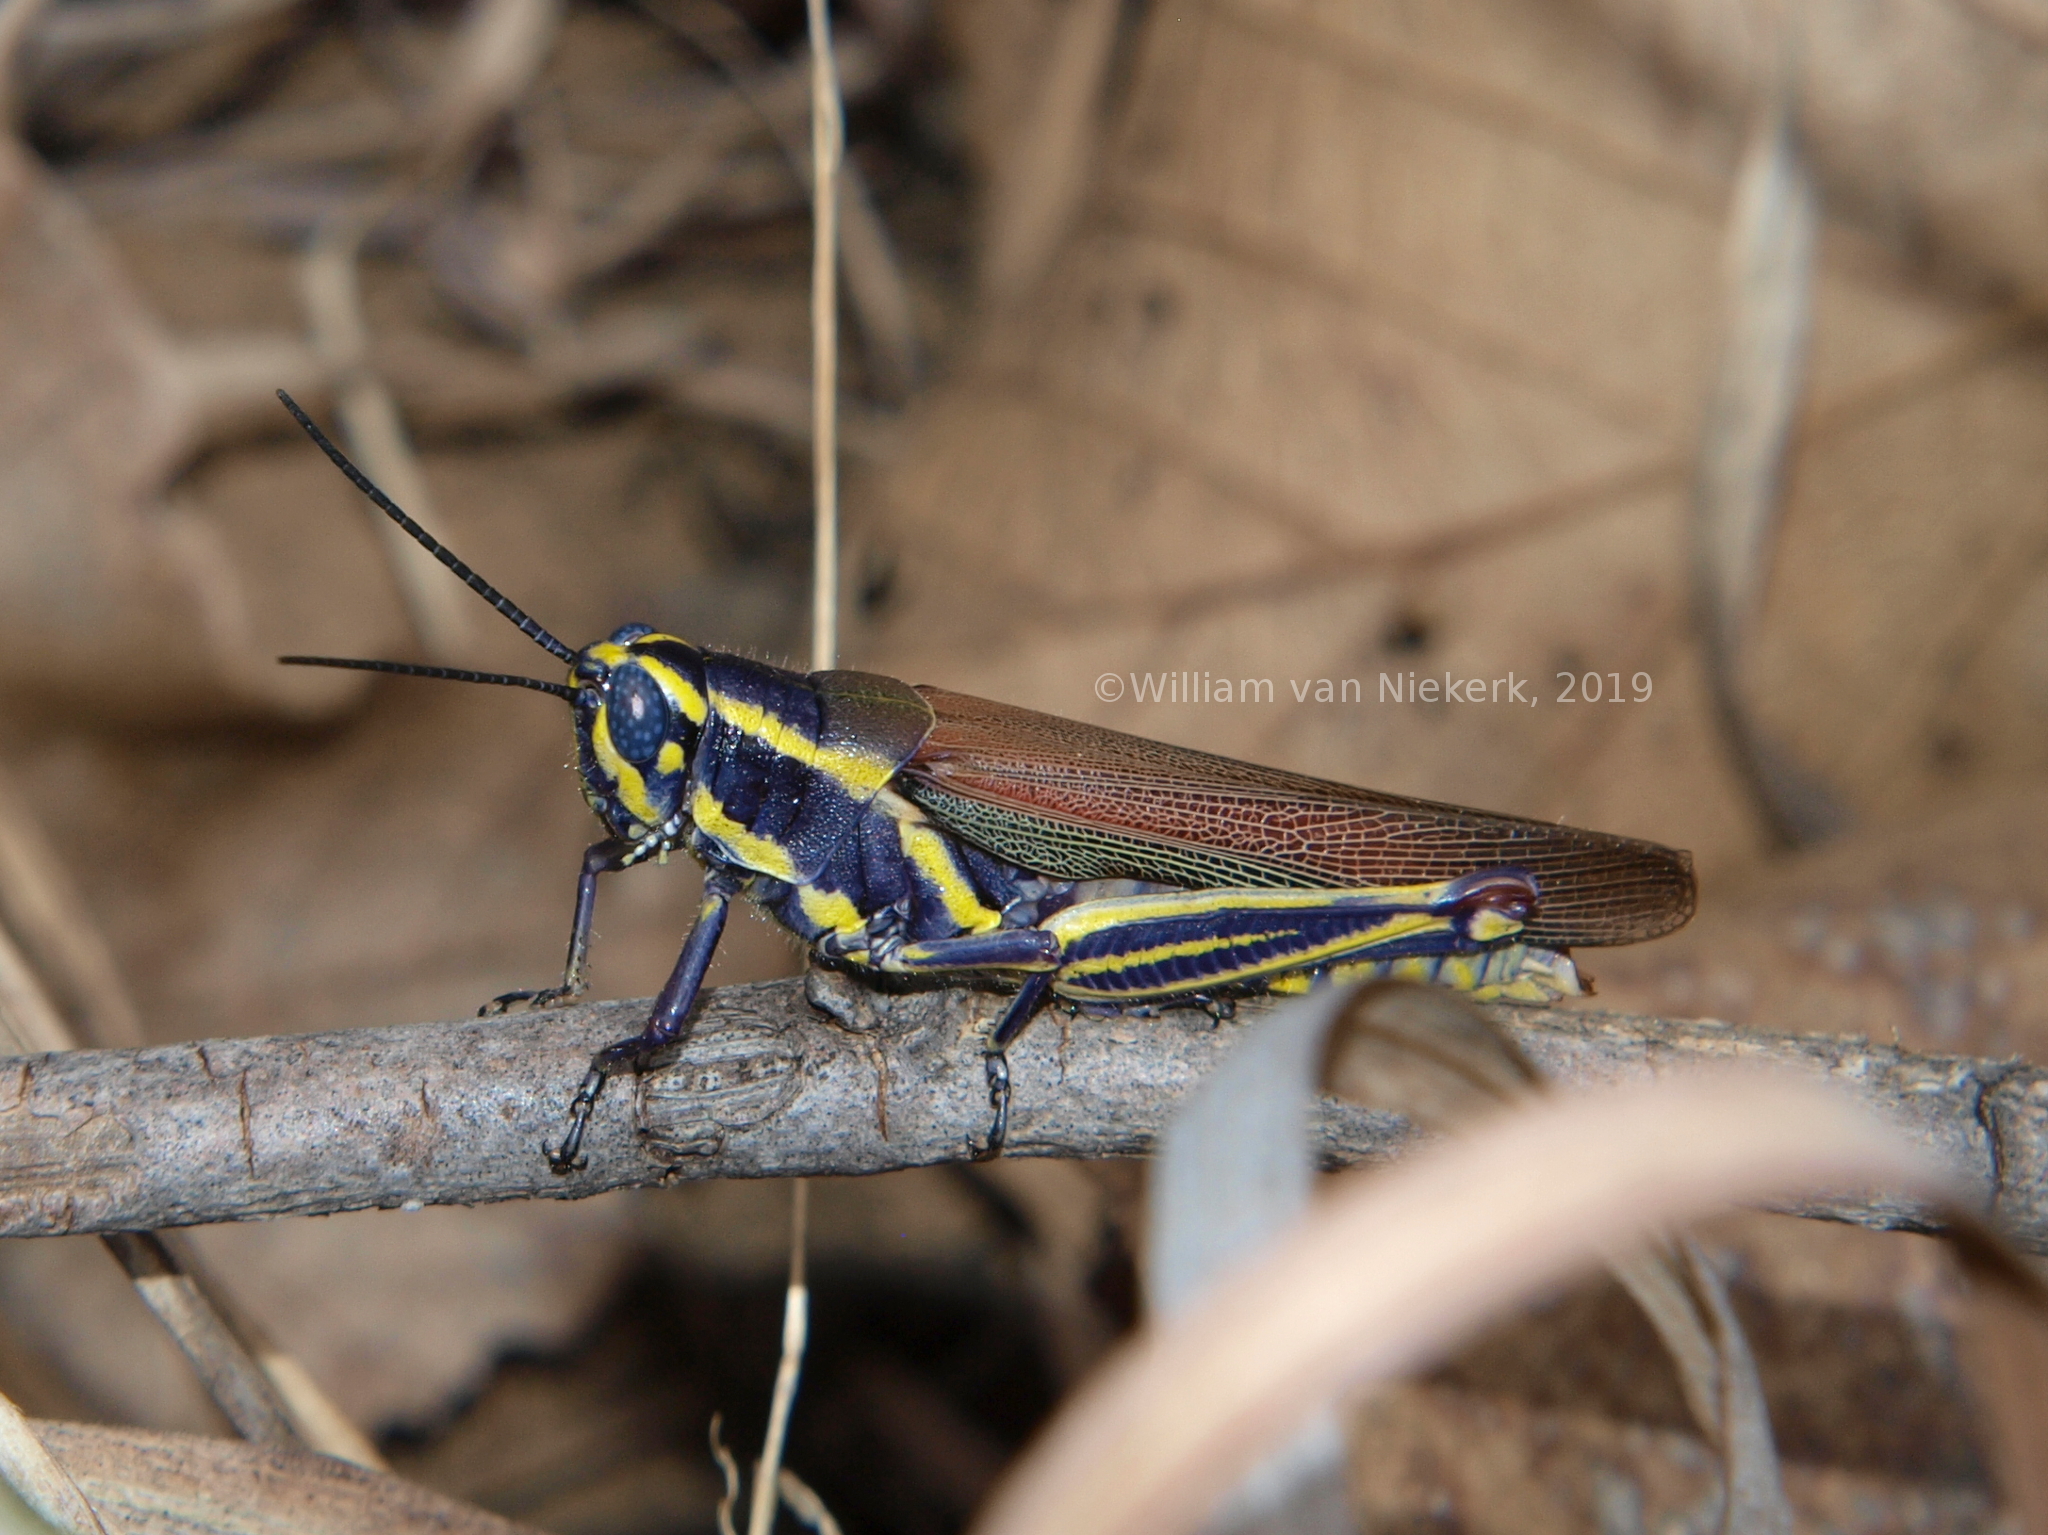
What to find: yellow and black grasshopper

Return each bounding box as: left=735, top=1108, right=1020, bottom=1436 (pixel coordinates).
left=275, top=394, right=1696, bottom=1170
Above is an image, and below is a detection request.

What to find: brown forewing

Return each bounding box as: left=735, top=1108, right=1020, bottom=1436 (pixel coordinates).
left=901, top=689, right=1695, bottom=948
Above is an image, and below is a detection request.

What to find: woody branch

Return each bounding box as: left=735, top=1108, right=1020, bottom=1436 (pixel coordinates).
left=0, top=971, right=2042, bottom=1247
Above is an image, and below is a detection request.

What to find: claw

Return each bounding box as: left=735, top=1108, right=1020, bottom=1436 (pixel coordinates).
left=969, top=1052, right=1010, bottom=1161
left=482, top=985, right=574, bottom=1018
left=548, top=1067, right=607, bottom=1175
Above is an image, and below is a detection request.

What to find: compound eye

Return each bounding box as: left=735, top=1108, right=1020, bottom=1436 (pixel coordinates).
left=606, top=666, right=670, bottom=766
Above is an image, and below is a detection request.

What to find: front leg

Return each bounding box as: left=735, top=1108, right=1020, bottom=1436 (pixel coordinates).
left=484, top=838, right=635, bottom=1015
left=548, top=870, right=739, bottom=1174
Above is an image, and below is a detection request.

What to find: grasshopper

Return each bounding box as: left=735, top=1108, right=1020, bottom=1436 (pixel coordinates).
left=275, top=395, right=1694, bottom=1169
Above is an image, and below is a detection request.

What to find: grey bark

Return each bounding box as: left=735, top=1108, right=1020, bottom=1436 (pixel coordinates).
left=0, top=970, right=2041, bottom=1248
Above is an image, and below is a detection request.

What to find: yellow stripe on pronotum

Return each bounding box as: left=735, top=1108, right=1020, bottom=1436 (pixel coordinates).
left=709, top=691, right=899, bottom=798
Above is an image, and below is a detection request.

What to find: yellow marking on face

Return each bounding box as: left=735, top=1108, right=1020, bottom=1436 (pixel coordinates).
left=689, top=785, right=798, bottom=882
left=896, top=820, right=1001, bottom=933
left=708, top=692, right=898, bottom=797
left=587, top=642, right=630, bottom=668
left=797, top=883, right=864, bottom=934
left=592, top=709, right=658, bottom=825
left=633, top=651, right=708, bottom=726
left=656, top=741, right=685, bottom=775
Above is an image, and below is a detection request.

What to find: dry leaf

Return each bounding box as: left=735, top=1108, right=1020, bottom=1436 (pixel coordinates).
left=35, top=1421, right=544, bottom=1534
left=860, top=0, right=2048, bottom=895
left=971, top=1071, right=1946, bottom=1535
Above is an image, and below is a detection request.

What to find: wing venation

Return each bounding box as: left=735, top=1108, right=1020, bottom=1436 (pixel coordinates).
left=900, top=688, right=1695, bottom=947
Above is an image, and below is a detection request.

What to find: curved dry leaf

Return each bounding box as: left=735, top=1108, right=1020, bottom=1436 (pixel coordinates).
left=1326, top=985, right=1789, bottom=1534
left=33, top=1422, right=543, bottom=1535
left=969, top=1072, right=1948, bottom=1535
left=1146, top=988, right=1351, bottom=1532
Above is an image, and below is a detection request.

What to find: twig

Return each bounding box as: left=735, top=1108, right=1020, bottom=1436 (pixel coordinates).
left=0, top=793, right=382, bottom=1468
left=97, top=1232, right=300, bottom=1448
left=2, top=973, right=2047, bottom=1247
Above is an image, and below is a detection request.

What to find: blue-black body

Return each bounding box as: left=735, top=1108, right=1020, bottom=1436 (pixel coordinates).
left=271, top=391, right=1692, bottom=1170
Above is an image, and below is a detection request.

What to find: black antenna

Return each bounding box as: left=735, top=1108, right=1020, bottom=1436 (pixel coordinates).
left=277, top=391, right=576, bottom=665
left=281, top=656, right=578, bottom=701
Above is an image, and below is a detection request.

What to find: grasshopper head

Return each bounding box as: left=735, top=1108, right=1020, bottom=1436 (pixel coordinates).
left=271, top=394, right=708, bottom=861
left=570, top=626, right=708, bottom=852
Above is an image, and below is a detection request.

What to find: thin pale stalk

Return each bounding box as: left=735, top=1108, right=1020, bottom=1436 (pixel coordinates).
left=0, top=1386, right=104, bottom=1535
left=751, top=11, right=841, bottom=1525
left=748, top=1179, right=811, bottom=1535
left=99, top=1233, right=300, bottom=1450
left=712, top=1414, right=742, bottom=1535
left=807, top=0, right=842, bottom=675
left=0, top=764, right=144, bottom=1049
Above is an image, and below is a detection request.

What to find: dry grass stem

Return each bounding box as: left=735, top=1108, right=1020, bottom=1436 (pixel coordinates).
left=971, top=1074, right=1947, bottom=1535
left=748, top=1178, right=811, bottom=1535
left=0, top=1389, right=104, bottom=1535
left=248, top=1350, right=388, bottom=1472
left=98, top=1233, right=301, bottom=1450
left=0, top=767, right=144, bottom=1050
left=710, top=1414, right=742, bottom=1535
left=807, top=0, right=843, bottom=674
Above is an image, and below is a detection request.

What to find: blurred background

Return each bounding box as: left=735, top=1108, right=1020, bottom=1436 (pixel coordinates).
left=0, top=0, right=2046, bottom=1527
